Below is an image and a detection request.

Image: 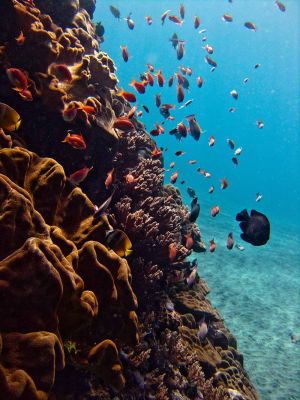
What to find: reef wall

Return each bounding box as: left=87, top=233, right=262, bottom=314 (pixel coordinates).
left=0, top=1, right=259, bottom=399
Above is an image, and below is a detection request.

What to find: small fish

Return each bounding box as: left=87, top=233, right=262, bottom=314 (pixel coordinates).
left=275, top=1, right=286, bottom=12
left=222, top=13, right=233, bottom=22
left=129, top=79, right=147, bottom=94
left=177, top=85, right=185, bottom=103
left=189, top=160, right=197, bottom=165
left=256, top=192, right=263, bottom=202
left=209, top=239, right=216, bottom=252
left=145, top=16, right=152, bottom=25
left=230, top=89, right=238, bottom=99
left=180, top=180, right=186, bottom=184
left=198, top=168, right=211, bottom=178
left=236, top=209, right=270, bottom=246
left=105, top=229, right=132, bottom=257
left=105, top=168, right=114, bottom=189
left=257, top=120, right=264, bottom=129
left=151, top=146, right=162, bottom=158
left=155, top=94, right=161, bottom=107
left=120, top=45, right=129, bottom=62
left=168, top=243, right=177, bottom=262
left=227, top=232, right=234, bottom=249
left=62, top=131, right=86, bottom=150
left=180, top=3, right=185, bottom=19
left=113, top=117, right=135, bottom=131
left=69, top=166, right=93, bottom=185
left=254, top=63, right=261, bottom=69
left=244, top=21, right=257, bottom=31
left=161, top=9, right=171, bottom=25
left=155, top=69, right=165, bottom=87
left=235, top=244, right=245, bottom=251
left=169, top=15, right=184, bottom=26
left=168, top=76, right=174, bottom=87
left=199, top=29, right=207, bottom=34
left=203, top=44, right=214, bottom=54
left=194, top=16, right=200, bottom=29
left=243, top=77, right=249, bottom=84
left=202, top=36, right=207, bottom=42
left=290, top=333, right=297, bottom=343
left=205, top=56, right=217, bottom=68
left=0, top=102, right=21, bottom=132
left=137, top=110, right=143, bottom=117
left=175, top=72, right=185, bottom=85
left=175, top=150, right=185, bottom=156
left=198, top=317, right=208, bottom=340
left=170, top=170, right=179, bottom=184
left=117, top=89, right=136, bottom=102
left=126, top=105, right=137, bottom=119
left=234, top=147, right=242, bottom=156
left=109, top=5, right=121, bottom=19
left=124, top=173, right=137, bottom=183
left=176, top=41, right=185, bottom=60
left=227, top=138, right=235, bottom=149
left=170, top=33, right=179, bottom=48
left=189, top=197, right=200, bottom=222
left=179, top=99, right=193, bottom=109
left=170, top=161, right=175, bottom=168
left=185, top=114, right=203, bottom=141
left=6, top=67, right=29, bottom=94
left=232, top=157, right=239, bottom=165
left=187, top=187, right=196, bottom=198
left=185, top=233, right=194, bottom=250
left=142, top=104, right=149, bottom=113
left=147, top=63, right=155, bottom=72
left=197, top=76, right=203, bottom=88
left=211, top=205, right=220, bottom=217
left=126, top=13, right=135, bottom=30
left=15, top=31, right=25, bottom=45
left=177, top=121, right=187, bottom=138
left=220, top=178, right=229, bottom=190
left=229, top=107, right=236, bottom=113
left=208, top=186, right=214, bottom=194
left=186, top=267, right=197, bottom=286
left=186, top=67, right=192, bottom=76
left=209, top=136, right=215, bottom=147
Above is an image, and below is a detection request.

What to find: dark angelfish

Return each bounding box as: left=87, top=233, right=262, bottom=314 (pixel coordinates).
left=236, top=209, right=270, bottom=246
left=189, top=197, right=200, bottom=222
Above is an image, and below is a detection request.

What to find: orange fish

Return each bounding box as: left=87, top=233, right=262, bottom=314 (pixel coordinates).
left=161, top=9, right=171, bottom=25
left=18, top=89, right=33, bottom=101
left=146, top=71, right=154, bottom=86
left=168, top=76, right=174, bottom=87
left=194, top=16, right=200, bottom=29
left=168, top=243, right=177, bottom=262
left=69, top=166, right=93, bottom=185
left=177, top=85, right=184, bottom=103
left=151, top=146, right=162, bottom=157
left=169, top=15, right=184, bottom=25
left=113, top=117, right=135, bottom=131
left=222, top=13, right=233, bottom=22
left=130, top=79, right=147, bottom=94
left=150, top=123, right=164, bottom=137
left=185, top=233, right=193, bottom=250
left=62, top=131, right=86, bottom=150
left=197, top=76, right=203, bottom=87
left=117, top=89, right=136, bottom=102
left=211, top=205, right=220, bottom=217
left=105, top=168, right=114, bottom=189
left=209, top=136, right=215, bottom=147
left=203, top=44, right=214, bottom=54
left=220, top=178, right=229, bottom=190
left=186, top=67, right=192, bottom=76
left=175, top=72, right=185, bottom=85
left=170, top=170, right=179, bottom=183
left=120, top=45, right=129, bottom=62
left=147, top=63, right=155, bottom=72
left=145, top=16, right=152, bottom=25
left=124, top=173, right=137, bottom=183
left=155, top=94, right=161, bottom=107
left=155, top=70, right=165, bottom=87
left=80, top=104, right=96, bottom=115
left=15, top=31, right=25, bottom=46
left=209, top=239, right=216, bottom=252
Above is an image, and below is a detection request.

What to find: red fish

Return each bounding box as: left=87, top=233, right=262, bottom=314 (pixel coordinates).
left=15, top=31, right=25, bottom=46
left=146, top=71, right=154, bottom=86
left=161, top=9, right=171, bottom=25
left=185, top=233, right=193, bottom=250
left=170, top=170, right=179, bottom=183
left=117, top=89, right=136, bottom=102
left=180, top=3, right=185, bottom=19
left=186, top=67, right=192, bottom=76
left=205, top=56, right=217, bottom=67
left=197, top=76, right=203, bottom=87
left=222, top=13, right=233, bottom=22
left=69, top=166, right=93, bottom=185
left=168, top=76, right=174, bottom=87
left=185, top=114, right=202, bottom=141
left=105, top=168, right=114, bottom=189
left=244, top=21, right=257, bottom=31
left=194, top=16, right=200, bottom=29
left=209, top=136, right=215, bottom=147
left=211, top=205, right=220, bottom=217
left=145, top=16, right=152, bottom=25
left=168, top=243, right=177, bottom=262
left=130, top=79, right=147, bottom=94
left=175, top=72, right=185, bottom=85
left=227, top=232, right=234, bottom=249
left=113, top=117, right=135, bottom=131
left=220, top=178, right=229, bottom=189
left=177, top=41, right=185, bottom=60
left=155, top=93, right=161, bottom=107
left=155, top=70, right=165, bottom=87
left=151, top=146, right=162, bottom=157
left=169, top=15, right=184, bottom=25
left=147, top=63, right=154, bottom=72
left=62, top=132, right=86, bottom=150
left=80, top=104, right=96, bottom=115
left=177, top=121, right=187, bottom=137
left=177, top=85, right=185, bottom=103
left=18, top=89, right=33, bottom=101
left=120, top=45, right=129, bottom=62
left=209, top=239, right=216, bottom=252
left=6, top=68, right=28, bottom=91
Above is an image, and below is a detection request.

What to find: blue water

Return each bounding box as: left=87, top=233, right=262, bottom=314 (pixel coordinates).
left=95, top=1, right=300, bottom=399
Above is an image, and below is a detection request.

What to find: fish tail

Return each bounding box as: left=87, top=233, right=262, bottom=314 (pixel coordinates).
left=185, top=114, right=195, bottom=121
left=236, top=209, right=249, bottom=221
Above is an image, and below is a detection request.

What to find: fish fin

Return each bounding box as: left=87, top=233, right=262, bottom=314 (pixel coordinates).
left=125, top=249, right=133, bottom=257
left=236, top=209, right=249, bottom=221
left=240, top=233, right=250, bottom=243
left=239, top=221, right=248, bottom=232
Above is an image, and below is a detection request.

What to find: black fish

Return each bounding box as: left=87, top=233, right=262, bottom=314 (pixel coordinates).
left=187, top=187, right=196, bottom=198
left=236, top=209, right=270, bottom=246
left=189, top=197, right=200, bottom=222
left=142, top=104, right=149, bottom=113
left=95, top=22, right=105, bottom=37
left=109, top=5, right=121, bottom=19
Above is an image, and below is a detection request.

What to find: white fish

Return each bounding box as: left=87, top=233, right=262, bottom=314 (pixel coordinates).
left=243, top=77, right=249, bottom=84
left=230, top=89, right=238, bottom=99
left=179, top=99, right=193, bottom=109
left=198, top=29, right=207, bottom=34
left=235, top=244, right=245, bottom=251
left=234, top=147, right=242, bottom=156
left=255, top=192, right=263, bottom=202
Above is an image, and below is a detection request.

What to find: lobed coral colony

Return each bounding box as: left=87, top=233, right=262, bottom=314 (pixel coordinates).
left=0, top=1, right=259, bottom=399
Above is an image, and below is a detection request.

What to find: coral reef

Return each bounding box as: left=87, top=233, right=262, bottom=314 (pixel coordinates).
left=0, top=0, right=259, bottom=399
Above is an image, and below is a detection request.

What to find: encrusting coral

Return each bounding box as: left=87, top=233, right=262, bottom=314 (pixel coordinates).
left=0, top=0, right=259, bottom=399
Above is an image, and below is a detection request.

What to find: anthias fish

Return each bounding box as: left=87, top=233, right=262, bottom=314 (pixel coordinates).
left=236, top=209, right=270, bottom=246
left=69, top=166, right=93, bottom=185
left=62, top=132, right=86, bottom=150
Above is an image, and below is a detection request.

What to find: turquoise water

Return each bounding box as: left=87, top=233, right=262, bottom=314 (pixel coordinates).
left=95, top=1, right=300, bottom=398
